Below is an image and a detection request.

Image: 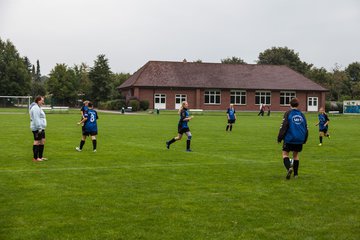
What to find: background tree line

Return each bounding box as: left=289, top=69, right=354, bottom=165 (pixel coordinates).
left=1, top=38, right=360, bottom=110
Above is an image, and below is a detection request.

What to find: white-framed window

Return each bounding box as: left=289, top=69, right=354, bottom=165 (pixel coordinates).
left=204, top=90, right=221, bottom=104
left=280, top=91, right=296, bottom=105
left=154, top=94, right=166, bottom=109
left=230, top=90, right=246, bottom=105
left=255, top=91, right=271, bottom=105
left=175, top=94, right=187, bottom=109
left=175, top=94, right=187, bottom=104
left=154, top=94, right=166, bottom=104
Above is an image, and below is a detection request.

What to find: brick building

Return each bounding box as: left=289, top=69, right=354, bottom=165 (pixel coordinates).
left=118, top=61, right=327, bottom=112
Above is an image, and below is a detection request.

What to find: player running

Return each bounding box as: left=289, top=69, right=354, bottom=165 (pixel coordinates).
left=277, top=98, right=308, bottom=179
left=76, top=102, right=99, bottom=152
left=315, top=107, right=330, bottom=146
left=166, top=101, right=194, bottom=152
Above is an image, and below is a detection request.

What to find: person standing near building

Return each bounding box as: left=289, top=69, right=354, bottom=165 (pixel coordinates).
left=277, top=98, right=308, bottom=179
left=226, top=104, right=236, bottom=131
left=315, top=107, right=330, bottom=146
left=76, top=102, right=98, bottom=152
left=258, top=104, right=265, bottom=116
left=29, top=96, right=47, bottom=162
left=166, top=101, right=193, bottom=152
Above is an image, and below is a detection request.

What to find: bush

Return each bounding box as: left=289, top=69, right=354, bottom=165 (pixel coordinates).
left=98, top=99, right=126, bottom=110
left=128, top=99, right=140, bottom=111
left=140, top=100, right=149, bottom=111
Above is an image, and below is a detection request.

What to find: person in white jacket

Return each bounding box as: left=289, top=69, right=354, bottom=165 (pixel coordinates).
left=29, top=96, right=47, bottom=162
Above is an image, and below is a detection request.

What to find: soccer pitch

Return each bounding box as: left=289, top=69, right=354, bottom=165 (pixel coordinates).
left=0, top=110, right=359, bottom=239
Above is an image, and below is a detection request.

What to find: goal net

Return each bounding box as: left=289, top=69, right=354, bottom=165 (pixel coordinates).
left=0, top=96, right=32, bottom=109
left=343, top=100, right=360, bottom=114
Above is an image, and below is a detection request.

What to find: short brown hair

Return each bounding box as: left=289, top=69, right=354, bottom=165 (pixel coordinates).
left=34, top=96, right=43, bottom=103
left=290, top=98, right=299, bottom=107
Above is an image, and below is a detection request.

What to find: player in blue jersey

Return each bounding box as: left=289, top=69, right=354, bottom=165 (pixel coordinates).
left=226, top=104, right=236, bottom=131
left=80, top=100, right=89, bottom=131
left=315, top=107, right=330, bottom=146
left=76, top=102, right=98, bottom=152
left=278, top=98, right=308, bottom=179
left=166, top=101, right=194, bottom=152
left=80, top=100, right=89, bottom=119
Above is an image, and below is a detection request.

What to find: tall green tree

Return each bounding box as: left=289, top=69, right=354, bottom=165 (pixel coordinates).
left=305, top=67, right=330, bottom=86
left=221, top=56, right=246, bottom=64
left=89, top=54, right=112, bottom=104
left=35, top=60, right=41, bottom=82
left=74, top=63, right=92, bottom=101
left=31, top=65, right=36, bottom=79
left=23, top=56, right=32, bottom=73
left=344, top=62, right=360, bottom=99
left=47, top=64, right=77, bottom=106
left=328, top=64, right=348, bottom=101
left=257, top=46, right=312, bottom=74
left=30, top=59, right=46, bottom=97
left=109, top=72, right=130, bottom=100
left=0, top=38, right=32, bottom=95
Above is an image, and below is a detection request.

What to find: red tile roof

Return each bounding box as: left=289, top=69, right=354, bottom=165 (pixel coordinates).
left=118, top=61, right=327, bottom=91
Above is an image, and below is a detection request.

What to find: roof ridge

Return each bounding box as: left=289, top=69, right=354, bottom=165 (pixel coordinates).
left=147, top=60, right=291, bottom=68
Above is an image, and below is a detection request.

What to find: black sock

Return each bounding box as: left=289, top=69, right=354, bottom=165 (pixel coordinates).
left=38, top=145, right=44, bottom=159
left=186, top=140, right=191, bottom=150
left=320, top=136, right=323, bottom=143
left=226, top=125, right=229, bottom=131
left=293, top=160, right=299, bottom=176
left=92, top=139, right=97, bottom=150
left=33, top=145, right=39, bottom=159
left=230, top=125, right=233, bottom=131
left=168, top=138, right=176, bottom=145
left=283, top=157, right=291, bottom=170
left=80, top=140, right=85, bottom=149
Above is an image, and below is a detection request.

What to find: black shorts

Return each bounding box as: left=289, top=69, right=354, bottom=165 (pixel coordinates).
left=320, top=129, right=328, bottom=134
left=82, top=130, right=97, bottom=136
left=32, top=130, right=45, bottom=141
left=282, top=143, right=303, bottom=152
left=228, top=119, right=236, bottom=124
left=178, top=127, right=190, bottom=134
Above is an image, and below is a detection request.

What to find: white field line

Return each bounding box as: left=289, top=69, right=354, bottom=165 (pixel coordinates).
left=0, top=156, right=276, bottom=173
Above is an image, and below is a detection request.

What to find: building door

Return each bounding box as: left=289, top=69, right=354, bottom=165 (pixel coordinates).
left=154, top=94, right=166, bottom=109
left=175, top=94, right=187, bottom=109
left=307, top=97, right=318, bottom=112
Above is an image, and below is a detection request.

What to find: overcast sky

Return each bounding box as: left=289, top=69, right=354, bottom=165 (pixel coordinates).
left=1, top=0, right=359, bottom=75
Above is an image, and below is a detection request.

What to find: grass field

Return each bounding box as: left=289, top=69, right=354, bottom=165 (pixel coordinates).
left=0, top=109, right=359, bottom=239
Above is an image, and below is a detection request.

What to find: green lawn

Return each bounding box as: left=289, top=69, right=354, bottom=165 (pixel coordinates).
left=0, top=109, right=359, bottom=239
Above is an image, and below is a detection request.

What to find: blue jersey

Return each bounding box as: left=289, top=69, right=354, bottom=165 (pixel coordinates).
left=318, top=113, right=329, bottom=131
left=227, top=108, right=236, bottom=120
left=81, top=105, right=89, bottom=115
left=178, top=108, right=190, bottom=129
left=278, top=109, right=308, bottom=144
left=84, top=109, right=98, bottom=133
